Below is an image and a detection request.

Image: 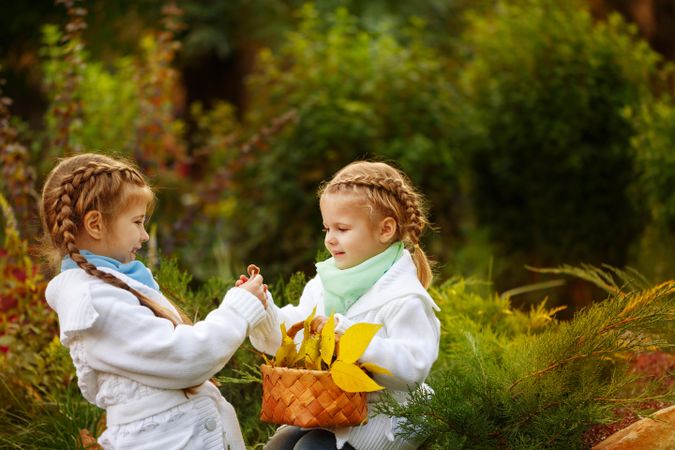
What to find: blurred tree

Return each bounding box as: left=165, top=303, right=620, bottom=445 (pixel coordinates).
left=590, top=0, right=675, bottom=61
left=460, top=0, right=662, bottom=279
left=185, top=5, right=461, bottom=280
left=629, top=96, right=675, bottom=282
left=0, top=0, right=161, bottom=125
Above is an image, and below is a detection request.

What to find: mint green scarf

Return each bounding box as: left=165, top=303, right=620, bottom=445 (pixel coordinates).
left=316, top=241, right=404, bottom=315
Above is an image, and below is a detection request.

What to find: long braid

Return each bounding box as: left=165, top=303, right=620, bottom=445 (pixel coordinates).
left=42, top=155, right=185, bottom=326
left=321, top=162, right=433, bottom=287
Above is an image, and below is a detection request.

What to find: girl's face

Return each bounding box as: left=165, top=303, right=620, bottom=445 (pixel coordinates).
left=320, top=193, right=391, bottom=269
left=98, top=195, right=151, bottom=264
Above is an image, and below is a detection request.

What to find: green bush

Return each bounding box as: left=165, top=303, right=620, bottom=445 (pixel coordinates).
left=377, top=266, right=674, bottom=449
left=460, top=0, right=662, bottom=270
left=207, top=5, right=460, bottom=279
left=631, top=98, right=675, bottom=229
left=41, top=24, right=140, bottom=159
left=628, top=97, right=675, bottom=282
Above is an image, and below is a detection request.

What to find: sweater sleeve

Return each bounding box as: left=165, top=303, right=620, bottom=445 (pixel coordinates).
left=248, top=276, right=323, bottom=355
left=359, top=296, right=440, bottom=391
left=83, top=282, right=266, bottom=389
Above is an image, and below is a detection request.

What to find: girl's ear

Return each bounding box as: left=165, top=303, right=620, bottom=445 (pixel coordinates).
left=378, top=217, right=397, bottom=243
left=83, top=210, right=105, bottom=240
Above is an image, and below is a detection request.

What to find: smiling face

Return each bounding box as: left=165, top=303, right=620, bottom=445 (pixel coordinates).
left=79, top=184, right=153, bottom=264
left=320, top=192, right=394, bottom=269
left=100, top=199, right=151, bottom=264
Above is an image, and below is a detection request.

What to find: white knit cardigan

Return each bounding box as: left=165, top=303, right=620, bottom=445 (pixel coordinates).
left=250, top=250, right=441, bottom=450
left=46, top=267, right=267, bottom=450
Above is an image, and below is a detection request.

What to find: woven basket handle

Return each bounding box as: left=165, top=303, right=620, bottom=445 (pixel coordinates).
left=286, top=321, right=306, bottom=339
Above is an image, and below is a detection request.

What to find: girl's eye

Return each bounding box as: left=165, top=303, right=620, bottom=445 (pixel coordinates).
left=321, top=227, right=328, bottom=233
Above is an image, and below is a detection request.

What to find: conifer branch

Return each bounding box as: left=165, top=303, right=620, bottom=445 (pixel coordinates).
left=508, top=349, right=619, bottom=392
left=527, top=264, right=623, bottom=295
left=379, top=266, right=673, bottom=448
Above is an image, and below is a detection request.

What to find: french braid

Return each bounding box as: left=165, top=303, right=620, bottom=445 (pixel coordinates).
left=320, top=161, right=433, bottom=287
left=41, top=153, right=186, bottom=326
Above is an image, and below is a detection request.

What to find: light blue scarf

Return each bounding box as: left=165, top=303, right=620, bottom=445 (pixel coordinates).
left=61, top=250, right=159, bottom=290
left=316, top=241, right=404, bottom=315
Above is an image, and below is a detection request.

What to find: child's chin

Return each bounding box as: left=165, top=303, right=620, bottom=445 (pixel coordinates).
left=335, top=260, right=355, bottom=270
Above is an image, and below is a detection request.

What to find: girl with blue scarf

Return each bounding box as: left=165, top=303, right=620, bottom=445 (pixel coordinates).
left=250, top=161, right=441, bottom=450
left=41, top=153, right=268, bottom=450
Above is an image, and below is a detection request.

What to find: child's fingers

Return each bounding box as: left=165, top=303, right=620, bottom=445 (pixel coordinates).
left=235, top=274, right=248, bottom=287
left=310, top=316, right=328, bottom=334
left=249, top=273, right=263, bottom=284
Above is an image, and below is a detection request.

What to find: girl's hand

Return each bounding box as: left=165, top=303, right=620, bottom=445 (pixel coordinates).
left=310, top=315, right=340, bottom=334
left=234, top=274, right=248, bottom=287
left=239, top=274, right=267, bottom=308
left=235, top=263, right=268, bottom=295
left=311, top=316, right=341, bottom=356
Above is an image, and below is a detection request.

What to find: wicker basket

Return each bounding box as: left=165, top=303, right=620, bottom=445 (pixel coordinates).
left=260, top=364, right=368, bottom=428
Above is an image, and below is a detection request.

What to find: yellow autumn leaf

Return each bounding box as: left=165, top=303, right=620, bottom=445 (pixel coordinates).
left=320, top=314, right=336, bottom=366
left=303, top=306, right=317, bottom=337
left=360, top=362, right=392, bottom=376
left=294, top=306, right=318, bottom=367
left=330, top=360, right=384, bottom=392
left=274, top=323, right=297, bottom=367
left=303, top=334, right=322, bottom=370
left=337, top=322, right=382, bottom=364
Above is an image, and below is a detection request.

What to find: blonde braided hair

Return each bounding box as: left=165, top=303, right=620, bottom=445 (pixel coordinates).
left=319, top=161, right=433, bottom=288
left=40, top=153, right=187, bottom=326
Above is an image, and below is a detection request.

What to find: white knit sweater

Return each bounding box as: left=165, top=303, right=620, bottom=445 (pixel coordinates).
left=46, top=267, right=267, bottom=450
left=250, top=250, right=441, bottom=450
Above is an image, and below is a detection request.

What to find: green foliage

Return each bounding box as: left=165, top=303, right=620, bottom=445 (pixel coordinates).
left=630, top=98, right=675, bottom=228
left=0, top=195, right=99, bottom=448
left=460, top=0, right=662, bottom=269
left=0, top=378, right=103, bottom=450
left=431, top=277, right=566, bottom=346
left=377, top=266, right=674, bottom=449
left=626, top=97, right=675, bottom=282
left=0, top=82, right=38, bottom=235
left=41, top=25, right=139, bottom=157
left=152, top=254, right=237, bottom=323
left=0, top=193, right=62, bottom=403
left=268, top=270, right=308, bottom=308
left=211, top=4, right=460, bottom=279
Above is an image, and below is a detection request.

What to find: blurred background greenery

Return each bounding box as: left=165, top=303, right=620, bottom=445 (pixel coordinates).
left=1, top=0, right=674, bottom=448
left=2, top=0, right=675, bottom=300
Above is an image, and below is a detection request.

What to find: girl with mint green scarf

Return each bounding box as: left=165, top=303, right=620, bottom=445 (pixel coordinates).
left=250, top=161, right=441, bottom=450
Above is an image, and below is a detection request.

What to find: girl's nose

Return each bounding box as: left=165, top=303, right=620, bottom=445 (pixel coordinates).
left=141, top=227, right=150, bottom=242
left=325, top=231, right=336, bottom=246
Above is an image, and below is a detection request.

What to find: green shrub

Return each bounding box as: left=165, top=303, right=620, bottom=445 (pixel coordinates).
left=207, top=5, right=460, bottom=279
left=377, top=266, right=674, bottom=449
left=627, top=97, right=675, bottom=282
left=460, top=0, right=662, bottom=270
left=41, top=24, right=139, bottom=158
left=631, top=98, right=675, bottom=229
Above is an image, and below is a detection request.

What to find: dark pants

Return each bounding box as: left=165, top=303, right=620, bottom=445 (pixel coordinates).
left=264, top=426, right=356, bottom=450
